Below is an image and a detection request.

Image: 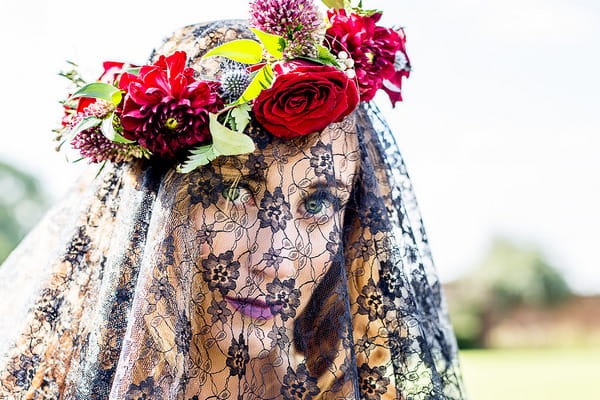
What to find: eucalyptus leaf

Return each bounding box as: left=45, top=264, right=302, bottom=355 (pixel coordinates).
left=231, top=103, right=251, bottom=133
left=70, top=82, right=123, bottom=105
left=100, top=114, right=135, bottom=144
left=249, top=28, right=285, bottom=59
left=231, top=64, right=274, bottom=105
left=177, top=145, right=219, bottom=173
left=203, top=40, right=264, bottom=64
left=210, top=113, right=255, bottom=155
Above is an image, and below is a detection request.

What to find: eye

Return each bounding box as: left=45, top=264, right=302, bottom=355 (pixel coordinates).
left=222, top=186, right=240, bottom=201
left=222, top=184, right=255, bottom=206
left=301, top=191, right=339, bottom=217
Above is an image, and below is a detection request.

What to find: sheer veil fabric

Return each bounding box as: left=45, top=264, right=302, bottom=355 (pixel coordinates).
left=0, top=21, right=466, bottom=400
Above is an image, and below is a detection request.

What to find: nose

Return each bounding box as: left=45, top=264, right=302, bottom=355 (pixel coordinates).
left=242, top=225, right=296, bottom=282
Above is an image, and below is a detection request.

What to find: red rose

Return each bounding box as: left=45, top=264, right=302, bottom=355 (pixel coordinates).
left=326, top=9, right=406, bottom=103
left=118, top=51, right=223, bottom=158
left=252, top=60, right=359, bottom=139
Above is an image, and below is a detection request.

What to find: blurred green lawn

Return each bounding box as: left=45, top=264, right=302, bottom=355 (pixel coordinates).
left=459, top=348, right=600, bottom=399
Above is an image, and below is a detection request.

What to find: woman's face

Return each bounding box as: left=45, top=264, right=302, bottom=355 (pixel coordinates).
left=190, top=124, right=359, bottom=358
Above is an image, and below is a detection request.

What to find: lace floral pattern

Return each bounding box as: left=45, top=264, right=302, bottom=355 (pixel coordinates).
left=258, top=187, right=293, bottom=232
left=202, top=251, right=241, bottom=295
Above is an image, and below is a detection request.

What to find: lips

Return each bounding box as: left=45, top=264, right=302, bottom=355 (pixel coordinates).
left=225, top=296, right=283, bottom=320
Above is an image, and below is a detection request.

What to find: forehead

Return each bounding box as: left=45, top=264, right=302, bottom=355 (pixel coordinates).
left=213, top=116, right=360, bottom=177
left=161, top=116, right=361, bottom=207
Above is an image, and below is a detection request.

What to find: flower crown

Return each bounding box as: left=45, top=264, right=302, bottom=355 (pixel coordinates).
left=55, top=0, right=410, bottom=173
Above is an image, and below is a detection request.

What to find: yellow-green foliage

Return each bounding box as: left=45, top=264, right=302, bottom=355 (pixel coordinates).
left=460, top=348, right=600, bottom=399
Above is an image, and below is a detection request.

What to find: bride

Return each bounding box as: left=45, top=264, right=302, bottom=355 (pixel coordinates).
left=0, top=3, right=465, bottom=399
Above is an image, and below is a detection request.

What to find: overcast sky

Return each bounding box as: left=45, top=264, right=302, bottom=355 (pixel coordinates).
left=0, top=0, right=598, bottom=293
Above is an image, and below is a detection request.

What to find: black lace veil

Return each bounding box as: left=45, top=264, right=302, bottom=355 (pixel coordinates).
left=0, top=20, right=466, bottom=400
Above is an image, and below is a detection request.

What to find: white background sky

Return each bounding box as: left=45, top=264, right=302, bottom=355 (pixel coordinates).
left=0, top=0, right=598, bottom=293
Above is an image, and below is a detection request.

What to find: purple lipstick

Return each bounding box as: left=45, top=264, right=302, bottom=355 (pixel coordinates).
left=225, top=297, right=282, bottom=320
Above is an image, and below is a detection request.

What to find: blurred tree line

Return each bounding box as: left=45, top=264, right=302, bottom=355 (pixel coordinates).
left=447, top=238, right=572, bottom=348
left=0, top=161, right=48, bottom=264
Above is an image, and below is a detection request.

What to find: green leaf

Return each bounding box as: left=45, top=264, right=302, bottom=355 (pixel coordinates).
left=100, top=114, right=135, bottom=144
left=321, top=0, right=346, bottom=9
left=317, top=45, right=340, bottom=66
left=177, top=145, right=220, bottom=173
left=69, top=116, right=102, bottom=140
left=177, top=113, right=256, bottom=173
left=249, top=28, right=285, bottom=59
left=230, top=103, right=251, bottom=133
left=210, top=113, right=255, bottom=155
left=94, top=160, right=108, bottom=178
left=352, top=8, right=380, bottom=17
left=124, top=67, right=141, bottom=76
left=203, top=39, right=264, bottom=64
left=69, top=82, right=123, bottom=105
left=231, top=64, right=274, bottom=105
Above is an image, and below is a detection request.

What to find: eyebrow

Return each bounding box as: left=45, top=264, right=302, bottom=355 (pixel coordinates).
left=218, top=163, right=353, bottom=193
left=220, top=170, right=264, bottom=183
left=308, top=178, right=352, bottom=193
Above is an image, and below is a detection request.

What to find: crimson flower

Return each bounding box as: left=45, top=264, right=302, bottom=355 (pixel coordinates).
left=75, top=61, right=132, bottom=114
left=326, top=9, right=410, bottom=104
left=118, top=51, right=224, bottom=158
left=381, top=28, right=411, bottom=106
left=98, top=61, right=131, bottom=83
left=74, top=97, right=97, bottom=115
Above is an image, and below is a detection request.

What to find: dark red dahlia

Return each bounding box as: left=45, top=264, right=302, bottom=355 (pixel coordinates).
left=118, top=51, right=224, bottom=158
left=326, top=9, right=409, bottom=104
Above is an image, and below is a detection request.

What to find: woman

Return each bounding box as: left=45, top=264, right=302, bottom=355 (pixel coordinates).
left=0, top=19, right=465, bottom=400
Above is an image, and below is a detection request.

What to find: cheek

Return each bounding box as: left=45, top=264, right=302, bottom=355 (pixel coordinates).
left=294, top=218, right=343, bottom=303
left=191, top=204, right=219, bottom=258
left=294, top=250, right=333, bottom=317
left=295, top=251, right=331, bottom=287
